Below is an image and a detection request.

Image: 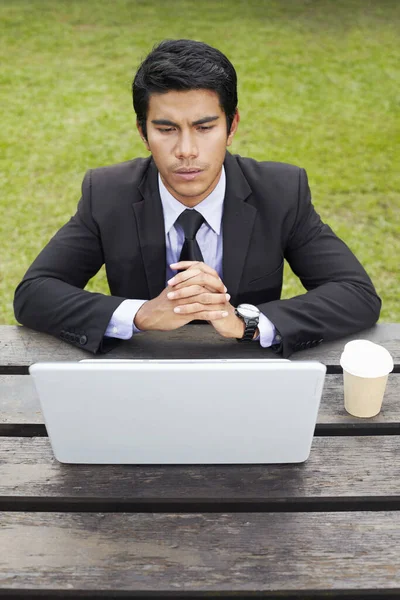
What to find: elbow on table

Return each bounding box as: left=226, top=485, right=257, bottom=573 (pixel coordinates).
left=13, top=277, right=42, bottom=327
left=359, top=282, right=382, bottom=329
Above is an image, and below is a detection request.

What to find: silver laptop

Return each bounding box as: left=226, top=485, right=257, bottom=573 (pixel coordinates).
left=29, top=359, right=326, bottom=465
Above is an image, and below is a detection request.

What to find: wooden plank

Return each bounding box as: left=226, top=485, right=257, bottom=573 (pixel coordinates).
left=319, top=374, right=400, bottom=423
left=0, top=375, right=42, bottom=423
left=1, top=323, right=400, bottom=367
left=0, top=436, right=399, bottom=503
left=0, top=511, right=400, bottom=591
left=1, top=374, right=399, bottom=425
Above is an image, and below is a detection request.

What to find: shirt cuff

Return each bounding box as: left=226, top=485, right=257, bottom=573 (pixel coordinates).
left=256, top=313, right=276, bottom=348
left=104, top=299, right=148, bottom=339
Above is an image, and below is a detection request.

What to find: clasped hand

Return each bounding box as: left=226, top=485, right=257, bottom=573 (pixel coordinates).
left=134, top=261, right=245, bottom=339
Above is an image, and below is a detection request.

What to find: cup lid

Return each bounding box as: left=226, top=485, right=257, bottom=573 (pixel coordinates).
left=340, top=339, right=394, bottom=378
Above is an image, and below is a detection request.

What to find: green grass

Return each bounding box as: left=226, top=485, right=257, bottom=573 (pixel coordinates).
left=1, top=0, right=399, bottom=324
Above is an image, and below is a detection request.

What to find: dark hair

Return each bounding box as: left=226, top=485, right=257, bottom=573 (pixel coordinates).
left=133, top=39, right=238, bottom=139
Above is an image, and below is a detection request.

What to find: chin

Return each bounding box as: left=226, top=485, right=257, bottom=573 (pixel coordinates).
left=174, top=183, right=208, bottom=198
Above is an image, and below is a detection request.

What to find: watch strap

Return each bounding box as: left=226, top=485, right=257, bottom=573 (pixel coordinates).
left=235, top=314, right=259, bottom=342
left=239, top=320, right=258, bottom=341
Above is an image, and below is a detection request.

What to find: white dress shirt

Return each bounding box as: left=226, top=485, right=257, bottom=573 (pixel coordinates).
left=104, top=167, right=276, bottom=347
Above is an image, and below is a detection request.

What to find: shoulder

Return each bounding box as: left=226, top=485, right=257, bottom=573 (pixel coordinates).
left=80, top=157, right=153, bottom=215
left=86, top=156, right=152, bottom=189
left=225, top=154, right=308, bottom=214
left=79, top=157, right=153, bottom=221
left=231, top=154, right=303, bottom=191
left=233, top=154, right=301, bottom=175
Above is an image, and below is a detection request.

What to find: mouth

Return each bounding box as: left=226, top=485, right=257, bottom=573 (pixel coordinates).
left=174, top=168, right=203, bottom=181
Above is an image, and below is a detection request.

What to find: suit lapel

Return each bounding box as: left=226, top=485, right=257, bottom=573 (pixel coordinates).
left=222, top=153, right=257, bottom=303
left=132, top=153, right=257, bottom=302
left=133, top=159, right=166, bottom=298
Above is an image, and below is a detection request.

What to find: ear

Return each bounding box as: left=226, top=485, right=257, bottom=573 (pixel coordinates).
left=136, top=120, right=151, bottom=151
left=226, top=110, right=240, bottom=147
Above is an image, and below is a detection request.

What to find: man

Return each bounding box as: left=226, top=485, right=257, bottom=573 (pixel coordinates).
left=14, top=39, right=381, bottom=357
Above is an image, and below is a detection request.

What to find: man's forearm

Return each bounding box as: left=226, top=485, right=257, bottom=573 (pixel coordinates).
left=259, top=279, right=381, bottom=358
left=105, top=299, right=148, bottom=339
left=14, top=276, right=125, bottom=353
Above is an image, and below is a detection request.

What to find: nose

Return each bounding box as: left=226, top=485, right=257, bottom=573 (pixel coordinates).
left=174, top=129, right=198, bottom=160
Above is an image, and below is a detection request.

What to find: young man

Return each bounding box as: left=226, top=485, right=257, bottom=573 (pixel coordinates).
left=14, top=39, right=381, bottom=357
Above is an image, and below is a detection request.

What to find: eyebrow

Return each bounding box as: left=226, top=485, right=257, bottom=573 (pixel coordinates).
left=151, top=115, right=220, bottom=127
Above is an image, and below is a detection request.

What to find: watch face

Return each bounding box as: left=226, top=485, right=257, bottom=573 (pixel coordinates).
left=237, top=304, right=260, bottom=318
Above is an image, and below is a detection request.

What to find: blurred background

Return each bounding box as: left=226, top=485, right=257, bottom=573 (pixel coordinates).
left=1, top=0, right=399, bottom=324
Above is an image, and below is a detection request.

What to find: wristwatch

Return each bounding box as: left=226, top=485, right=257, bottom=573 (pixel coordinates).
left=235, top=303, right=260, bottom=342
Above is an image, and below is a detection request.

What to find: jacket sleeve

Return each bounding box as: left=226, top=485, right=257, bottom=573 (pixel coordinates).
left=13, top=170, right=126, bottom=353
left=259, top=168, right=381, bottom=357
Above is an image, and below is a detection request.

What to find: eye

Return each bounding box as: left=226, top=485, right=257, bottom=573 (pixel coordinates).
left=198, top=125, right=213, bottom=131
left=158, top=127, right=175, bottom=133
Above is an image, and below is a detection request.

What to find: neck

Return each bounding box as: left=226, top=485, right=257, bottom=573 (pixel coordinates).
left=160, top=168, right=223, bottom=207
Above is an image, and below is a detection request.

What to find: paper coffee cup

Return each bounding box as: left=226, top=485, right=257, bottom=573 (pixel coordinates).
left=340, top=340, right=394, bottom=418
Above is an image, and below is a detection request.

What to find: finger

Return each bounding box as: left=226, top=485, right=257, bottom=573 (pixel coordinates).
left=195, top=292, right=231, bottom=305
left=168, top=270, right=226, bottom=293
left=186, top=263, right=221, bottom=280
left=173, top=303, right=229, bottom=316
left=173, top=280, right=216, bottom=293
left=170, top=261, right=202, bottom=271
left=167, top=285, right=205, bottom=300
left=168, top=268, right=201, bottom=286
left=168, top=287, right=230, bottom=304
left=172, top=292, right=230, bottom=305
left=170, top=261, right=220, bottom=280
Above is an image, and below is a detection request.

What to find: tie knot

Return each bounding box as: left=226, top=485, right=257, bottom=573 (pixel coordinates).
left=176, top=209, right=205, bottom=240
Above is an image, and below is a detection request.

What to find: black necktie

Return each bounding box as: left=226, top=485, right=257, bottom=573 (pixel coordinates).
left=176, top=209, right=205, bottom=262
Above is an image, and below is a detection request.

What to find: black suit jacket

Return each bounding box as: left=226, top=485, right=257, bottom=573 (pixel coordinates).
left=14, top=152, right=381, bottom=357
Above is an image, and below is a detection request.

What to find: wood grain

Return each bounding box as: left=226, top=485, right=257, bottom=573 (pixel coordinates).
left=319, top=374, right=400, bottom=423
left=1, top=323, right=400, bottom=367
left=0, top=511, right=400, bottom=591
left=0, top=436, right=399, bottom=500
left=0, top=375, right=41, bottom=423
left=1, top=374, right=399, bottom=425
left=1, top=326, right=399, bottom=595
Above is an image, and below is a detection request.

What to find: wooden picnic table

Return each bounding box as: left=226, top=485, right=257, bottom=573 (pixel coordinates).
left=0, top=323, right=400, bottom=599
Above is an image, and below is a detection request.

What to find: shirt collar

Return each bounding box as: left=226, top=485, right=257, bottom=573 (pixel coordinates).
left=158, top=166, right=226, bottom=235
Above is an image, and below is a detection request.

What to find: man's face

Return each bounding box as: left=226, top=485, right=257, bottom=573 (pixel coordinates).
left=138, top=89, right=239, bottom=207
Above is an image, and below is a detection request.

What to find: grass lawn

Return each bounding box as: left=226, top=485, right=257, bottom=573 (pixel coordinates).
left=1, top=0, right=399, bottom=324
